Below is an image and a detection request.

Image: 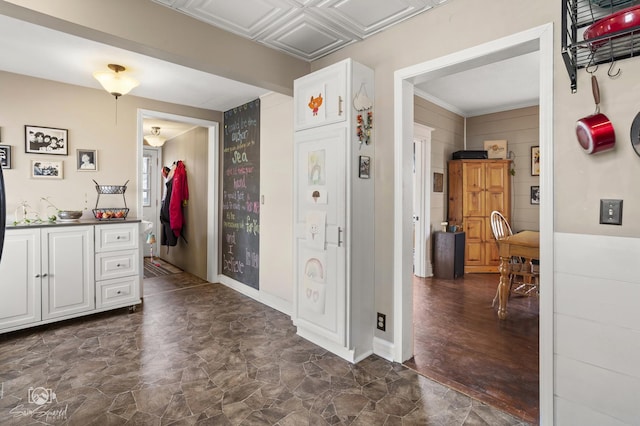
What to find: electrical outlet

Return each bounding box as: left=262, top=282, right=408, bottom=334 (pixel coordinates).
left=376, top=313, right=386, bottom=331
left=600, top=199, right=623, bottom=225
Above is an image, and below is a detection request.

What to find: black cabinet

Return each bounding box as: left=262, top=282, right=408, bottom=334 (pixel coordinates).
left=433, top=231, right=465, bottom=279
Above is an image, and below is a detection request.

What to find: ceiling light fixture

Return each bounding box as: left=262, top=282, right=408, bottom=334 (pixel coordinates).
left=145, top=126, right=166, bottom=147
left=93, top=64, right=139, bottom=99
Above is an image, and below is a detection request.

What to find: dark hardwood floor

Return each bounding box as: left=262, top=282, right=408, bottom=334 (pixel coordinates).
left=405, top=273, right=539, bottom=424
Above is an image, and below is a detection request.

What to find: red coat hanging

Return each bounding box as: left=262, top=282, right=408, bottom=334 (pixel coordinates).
left=169, top=160, right=189, bottom=237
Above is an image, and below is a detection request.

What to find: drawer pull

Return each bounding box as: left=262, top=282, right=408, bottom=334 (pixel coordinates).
left=116, top=236, right=121, bottom=240
left=35, top=274, right=40, bottom=278
left=116, top=263, right=122, bottom=267
left=117, top=290, right=122, bottom=295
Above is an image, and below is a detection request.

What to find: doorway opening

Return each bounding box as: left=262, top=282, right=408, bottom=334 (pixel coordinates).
left=137, top=109, right=220, bottom=285
left=393, top=24, right=554, bottom=424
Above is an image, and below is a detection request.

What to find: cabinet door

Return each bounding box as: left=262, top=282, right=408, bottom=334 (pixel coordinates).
left=464, top=217, right=485, bottom=266
left=462, top=162, right=485, bottom=217
left=42, top=226, right=95, bottom=320
left=293, top=127, right=347, bottom=345
left=0, top=229, right=41, bottom=330
left=485, top=162, right=509, bottom=215
left=294, top=61, right=347, bottom=131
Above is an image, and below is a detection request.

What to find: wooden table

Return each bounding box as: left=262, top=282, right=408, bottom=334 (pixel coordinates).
left=496, top=231, right=539, bottom=319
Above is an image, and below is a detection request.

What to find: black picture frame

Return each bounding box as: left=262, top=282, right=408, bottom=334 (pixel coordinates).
left=359, top=155, right=370, bottom=179
left=77, top=149, right=97, bottom=171
left=25, top=125, right=68, bottom=155
left=530, top=185, right=540, bottom=205
left=0, top=145, right=11, bottom=169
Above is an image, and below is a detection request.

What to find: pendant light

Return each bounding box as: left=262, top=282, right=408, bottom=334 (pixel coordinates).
left=145, top=126, right=166, bottom=147
left=93, top=64, right=139, bottom=99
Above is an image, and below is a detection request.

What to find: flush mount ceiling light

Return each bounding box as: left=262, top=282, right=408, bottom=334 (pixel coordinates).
left=145, top=126, right=166, bottom=147
left=93, top=64, right=139, bottom=99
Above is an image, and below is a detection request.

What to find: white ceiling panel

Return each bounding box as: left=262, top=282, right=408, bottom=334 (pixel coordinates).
left=158, top=0, right=294, bottom=40
left=151, top=0, right=448, bottom=61
left=262, top=11, right=353, bottom=60
left=313, top=0, right=426, bottom=38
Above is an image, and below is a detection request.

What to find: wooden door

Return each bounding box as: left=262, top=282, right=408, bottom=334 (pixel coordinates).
left=462, top=162, right=485, bottom=217
left=485, top=161, right=510, bottom=217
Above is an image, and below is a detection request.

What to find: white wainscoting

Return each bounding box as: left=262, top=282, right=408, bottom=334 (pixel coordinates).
left=555, top=233, right=640, bottom=425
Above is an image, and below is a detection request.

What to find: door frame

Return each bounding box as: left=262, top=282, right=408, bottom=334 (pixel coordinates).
left=137, top=109, right=220, bottom=283
left=393, top=23, right=554, bottom=424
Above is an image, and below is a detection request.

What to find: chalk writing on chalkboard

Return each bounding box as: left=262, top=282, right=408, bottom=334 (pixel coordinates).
left=222, top=99, right=260, bottom=289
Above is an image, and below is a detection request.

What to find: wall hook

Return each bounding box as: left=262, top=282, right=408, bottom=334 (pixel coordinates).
left=607, top=60, right=621, bottom=78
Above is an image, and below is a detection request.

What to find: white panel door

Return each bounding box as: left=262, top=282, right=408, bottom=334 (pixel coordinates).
left=142, top=148, right=161, bottom=257
left=0, top=229, right=41, bottom=330
left=42, top=226, right=95, bottom=320
left=294, top=127, right=347, bottom=345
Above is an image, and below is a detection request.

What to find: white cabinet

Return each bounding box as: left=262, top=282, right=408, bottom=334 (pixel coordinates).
left=42, top=226, right=95, bottom=320
left=293, top=58, right=375, bottom=363
left=95, top=223, right=140, bottom=309
left=294, top=60, right=347, bottom=131
left=0, top=222, right=141, bottom=333
left=0, top=229, right=41, bottom=330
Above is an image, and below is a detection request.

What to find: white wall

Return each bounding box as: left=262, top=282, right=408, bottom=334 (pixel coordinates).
left=258, top=92, right=294, bottom=312
left=555, top=233, right=640, bottom=425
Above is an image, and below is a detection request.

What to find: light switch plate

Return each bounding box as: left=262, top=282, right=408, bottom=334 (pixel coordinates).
left=600, top=199, right=623, bottom=225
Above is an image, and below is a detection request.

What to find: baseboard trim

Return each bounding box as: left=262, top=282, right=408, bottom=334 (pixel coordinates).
left=373, top=336, right=395, bottom=361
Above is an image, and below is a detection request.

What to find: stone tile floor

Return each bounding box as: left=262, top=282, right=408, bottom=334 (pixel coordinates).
left=0, top=272, right=531, bottom=425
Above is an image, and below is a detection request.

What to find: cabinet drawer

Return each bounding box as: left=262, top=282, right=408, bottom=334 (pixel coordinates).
left=96, top=276, right=140, bottom=308
left=96, top=250, right=139, bottom=280
left=95, top=224, right=138, bottom=252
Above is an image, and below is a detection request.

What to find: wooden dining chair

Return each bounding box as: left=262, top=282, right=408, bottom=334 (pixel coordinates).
left=490, top=211, right=539, bottom=307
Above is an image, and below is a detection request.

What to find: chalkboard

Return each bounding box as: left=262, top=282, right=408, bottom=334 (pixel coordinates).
left=222, top=99, right=260, bottom=289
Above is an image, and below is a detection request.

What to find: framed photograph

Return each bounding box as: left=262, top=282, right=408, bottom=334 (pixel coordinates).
left=531, top=145, right=540, bottom=176
left=31, top=159, right=63, bottom=179
left=359, top=155, right=371, bottom=179
left=530, top=185, right=540, bottom=205
left=484, top=140, right=507, bottom=159
left=0, top=144, right=11, bottom=169
left=433, top=172, right=443, bottom=192
left=77, top=149, right=97, bottom=171
left=25, top=125, right=68, bottom=155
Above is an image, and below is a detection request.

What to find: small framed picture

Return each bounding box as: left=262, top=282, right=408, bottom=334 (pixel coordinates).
left=531, top=146, right=540, bottom=176
left=433, top=172, right=443, bottom=192
left=31, top=159, right=63, bottom=179
left=484, top=140, right=507, bottom=159
left=359, top=155, right=371, bottom=179
left=530, top=185, right=540, bottom=205
left=0, top=144, right=11, bottom=169
left=77, top=149, right=97, bottom=171
left=25, top=125, right=68, bottom=155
